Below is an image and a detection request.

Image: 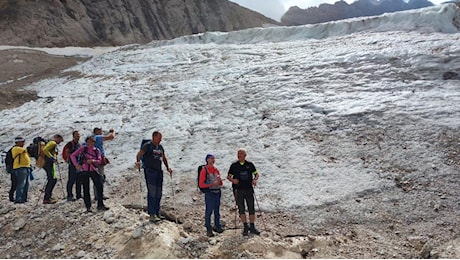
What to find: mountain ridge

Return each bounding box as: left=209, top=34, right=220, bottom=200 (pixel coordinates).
left=0, top=0, right=278, bottom=47
left=281, top=0, right=435, bottom=25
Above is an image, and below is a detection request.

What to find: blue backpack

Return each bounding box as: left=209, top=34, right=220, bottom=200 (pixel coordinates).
left=140, top=139, right=152, bottom=169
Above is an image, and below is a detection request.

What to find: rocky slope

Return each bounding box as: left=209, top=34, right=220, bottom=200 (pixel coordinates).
left=0, top=0, right=278, bottom=47
left=281, top=0, right=434, bottom=25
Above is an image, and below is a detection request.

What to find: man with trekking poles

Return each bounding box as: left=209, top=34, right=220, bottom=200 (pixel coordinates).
left=135, top=131, right=173, bottom=223
left=227, top=148, right=261, bottom=236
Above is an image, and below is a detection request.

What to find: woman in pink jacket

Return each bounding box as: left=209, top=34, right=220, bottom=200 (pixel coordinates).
left=71, top=135, right=109, bottom=212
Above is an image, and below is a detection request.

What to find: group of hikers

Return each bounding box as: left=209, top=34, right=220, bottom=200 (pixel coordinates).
left=136, top=131, right=262, bottom=237
left=6, top=127, right=115, bottom=212
left=5, top=129, right=262, bottom=237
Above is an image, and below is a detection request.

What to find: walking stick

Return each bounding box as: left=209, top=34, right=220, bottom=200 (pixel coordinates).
left=170, top=173, right=178, bottom=224
left=234, top=189, right=238, bottom=230
left=36, top=176, right=47, bottom=206
left=56, top=160, right=65, bottom=198
left=253, top=190, right=267, bottom=231
left=138, top=166, right=143, bottom=206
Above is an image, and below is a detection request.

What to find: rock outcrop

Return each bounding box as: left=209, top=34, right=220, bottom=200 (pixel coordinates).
left=281, top=0, right=434, bottom=25
left=0, top=0, right=278, bottom=47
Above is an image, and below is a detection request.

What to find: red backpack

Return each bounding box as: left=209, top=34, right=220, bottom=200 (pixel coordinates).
left=62, top=141, right=76, bottom=162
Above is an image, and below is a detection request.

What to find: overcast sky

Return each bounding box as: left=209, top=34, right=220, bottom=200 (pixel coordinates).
left=229, top=0, right=445, bottom=21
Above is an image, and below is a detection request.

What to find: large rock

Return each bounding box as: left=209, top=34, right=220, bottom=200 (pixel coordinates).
left=281, top=0, right=434, bottom=26
left=0, top=0, right=278, bottom=47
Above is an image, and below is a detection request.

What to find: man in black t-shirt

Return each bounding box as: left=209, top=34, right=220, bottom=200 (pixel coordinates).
left=227, top=148, right=261, bottom=236
left=136, top=131, right=173, bottom=223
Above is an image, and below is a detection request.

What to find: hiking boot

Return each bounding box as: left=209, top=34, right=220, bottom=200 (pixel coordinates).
left=213, top=226, right=224, bottom=233
left=67, top=197, right=76, bottom=202
left=97, top=206, right=109, bottom=211
left=43, top=198, right=58, bottom=204
left=156, top=214, right=166, bottom=220
left=87, top=208, right=92, bottom=213
left=250, top=223, right=261, bottom=235
left=206, top=228, right=215, bottom=237
left=243, top=224, right=249, bottom=237
left=149, top=215, right=161, bottom=223
left=250, top=226, right=261, bottom=235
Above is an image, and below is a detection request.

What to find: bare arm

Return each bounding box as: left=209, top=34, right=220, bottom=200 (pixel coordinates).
left=135, top=149, right=145, bottom=169
left=103, top=129, right=116, bottom=141
left=162, top=154, right=173, bottom=174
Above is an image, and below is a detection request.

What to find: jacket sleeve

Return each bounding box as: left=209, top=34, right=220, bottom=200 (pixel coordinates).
left=43, top=141, right=56, bottom=158
left=199, top=168, right=210, bottom=188
left=217, top=169, right=223, bottom=186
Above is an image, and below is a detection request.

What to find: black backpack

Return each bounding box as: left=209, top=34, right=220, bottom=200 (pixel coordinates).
left=197, top=165, right=209, bottom=193
left=27, top=136, right=46, bottom=159
left=4, top=147, right=15, bottom=174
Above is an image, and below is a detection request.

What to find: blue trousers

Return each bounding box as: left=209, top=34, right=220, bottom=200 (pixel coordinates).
left=204, top=190, right=222, bottom=229
left=14, top=167, right=30, bottom=202
left=144, top=168, right=163, bottom=216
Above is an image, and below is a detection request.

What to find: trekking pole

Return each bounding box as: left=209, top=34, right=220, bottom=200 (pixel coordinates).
left=138, top=167, right=142, bottom=193
left=56, top=160, right=65, bottom=198
left=234, top=189, right=238, bottom=230
left=138, top=166, right=143, bottom=206
left=253, top=190, right=267, bottom=231
left=170, top=173, right=178, bottom=224
left=36, top=170, right=47, bottom=206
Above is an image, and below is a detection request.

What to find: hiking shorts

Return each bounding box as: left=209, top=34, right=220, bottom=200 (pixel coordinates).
left=236, top=188, right=255, bottom=215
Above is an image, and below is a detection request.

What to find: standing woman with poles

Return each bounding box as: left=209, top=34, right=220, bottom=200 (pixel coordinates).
left=227, top=148, right=261, bottom=237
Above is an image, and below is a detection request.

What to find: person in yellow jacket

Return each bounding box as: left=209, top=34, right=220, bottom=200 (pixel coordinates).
left=11, top=137, right=31, bottom=203
left=42, top=134, right=64, bottom=204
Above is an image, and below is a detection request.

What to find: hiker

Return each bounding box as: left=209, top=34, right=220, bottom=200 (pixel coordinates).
left=135, top=131, right=173, bottom=223
left=63, top=130, right=82, bottom=201
left=6, top=141, right=17, bottom=202
left=199, top=154, right=224, bottom=237
left=42, top=134, right=64, bottom=204
left=71, top=135, right=109, bottom=212
left=93, top=127, right=115, bottom=200
left=11, top=137, right=32, bottom=203
left=227, top=148, right=261, bottom=236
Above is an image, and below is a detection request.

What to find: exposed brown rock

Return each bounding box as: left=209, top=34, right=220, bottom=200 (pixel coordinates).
left=0, top=0, right=279, bottom=47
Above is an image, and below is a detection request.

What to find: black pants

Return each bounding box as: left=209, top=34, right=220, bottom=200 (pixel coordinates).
left=80, top=171, right=104, bottom=209
left=66, top=163, right=82, bottom=199
left=44, top=159, right=57, bottom=201
left=9, top=172, right=17, bottom=202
